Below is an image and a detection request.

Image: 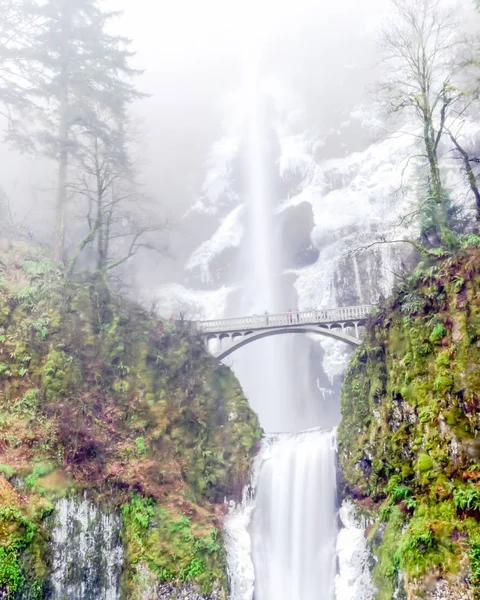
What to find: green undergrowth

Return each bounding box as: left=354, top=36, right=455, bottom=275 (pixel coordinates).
left=121, top=495, right=226, bottom=596
left=0, top=475, right=52, bottom=598
left=0, top=240, right=261, bottom=597
left=338, top=245, right=480, bottom=598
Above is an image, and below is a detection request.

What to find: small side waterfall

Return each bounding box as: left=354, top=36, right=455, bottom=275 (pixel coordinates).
left=51, top=497, right=123, bottom=600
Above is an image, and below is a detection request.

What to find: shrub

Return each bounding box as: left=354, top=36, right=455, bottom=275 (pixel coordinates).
left=430, top=323, right=447, bottom=345
left=453, top=486, right=480, bottom=511
left=0, top=465, right=15, bottom=479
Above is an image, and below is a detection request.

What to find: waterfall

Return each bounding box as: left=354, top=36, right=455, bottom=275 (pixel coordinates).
left=251, top=430, right=337, bottom=600
left=51, top=497, right=123, bottom=600
left=224, top=25, right=339, bottom=600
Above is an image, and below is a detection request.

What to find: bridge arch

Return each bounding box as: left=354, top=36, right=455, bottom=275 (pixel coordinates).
left=213, top=325, right=361, bottom=361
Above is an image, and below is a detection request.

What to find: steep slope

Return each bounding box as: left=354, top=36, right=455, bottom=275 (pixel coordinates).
left=0, top=240, right=261, bottom=599
left=338, top=242, right=480, bottom=600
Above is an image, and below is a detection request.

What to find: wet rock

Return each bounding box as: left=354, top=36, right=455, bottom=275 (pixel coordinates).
left=157, top=583, right=225, bottom=600
left=406, top=569, right=473, bottom=600
left=429, top=579, right=473, bottom=600
left=50, top=497, right=123, bottom=600
left=278, top=202, right=319, bottom=269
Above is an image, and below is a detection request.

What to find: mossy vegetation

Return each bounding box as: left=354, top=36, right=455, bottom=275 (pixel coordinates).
left=338, top=245, right=480, bottom=598
left=0, top=241, right=261, bottom=598
left=121, top=495, right=226, bottom=596
left=0, top=475, right=52, bottom=598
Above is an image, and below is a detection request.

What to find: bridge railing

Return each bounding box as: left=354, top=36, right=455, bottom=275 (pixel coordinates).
left=196, top=305, right=375, bottom=334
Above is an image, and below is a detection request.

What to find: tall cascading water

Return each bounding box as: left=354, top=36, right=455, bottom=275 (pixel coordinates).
left=190, top=72, right=477, bottom=599
left=224, top=26, right=338, bottom=600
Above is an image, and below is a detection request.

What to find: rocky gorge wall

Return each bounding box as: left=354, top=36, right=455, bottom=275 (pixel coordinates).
left=338, top=243, right=480, bottom=600
left=0, top=240, right=261, bottom=599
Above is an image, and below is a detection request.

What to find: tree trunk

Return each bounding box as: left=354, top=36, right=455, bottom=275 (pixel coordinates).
left=94, top=136, right=107, bottom=272
left=53, top=2, right=70, bottom=264
left=97, top=213, right=106, bottom=271
left=53, top=117, right=68, bottom=263
left=449, top=133, right=480, bottom=230
left=423, top=112, right=451, bottom=245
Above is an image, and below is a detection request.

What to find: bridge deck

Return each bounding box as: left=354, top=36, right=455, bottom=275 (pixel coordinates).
left=197, top=305, right=374, bottom=334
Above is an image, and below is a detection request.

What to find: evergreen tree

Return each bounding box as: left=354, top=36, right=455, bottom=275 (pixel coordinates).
left=0, top=0, right=38, bottom=122
left=9, top=0, right=141, bottom=262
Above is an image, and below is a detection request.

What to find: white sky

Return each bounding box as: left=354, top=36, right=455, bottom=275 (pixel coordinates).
left=1, top=0, right=390, bottom=240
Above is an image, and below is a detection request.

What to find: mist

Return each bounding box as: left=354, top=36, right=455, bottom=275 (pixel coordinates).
left=1, top=0, right=390, bottom=295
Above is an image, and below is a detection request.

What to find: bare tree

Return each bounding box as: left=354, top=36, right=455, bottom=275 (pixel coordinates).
left=380, top=0, right=466, bottom=246
left=67, top=115, right=169, bottom=277
left=447, top=127, right=480, bottom=226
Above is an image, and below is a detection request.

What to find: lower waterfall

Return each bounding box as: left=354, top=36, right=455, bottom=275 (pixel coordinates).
left=251, top=430, right=337, bottom=600
left=51, top=497, right=123, bottom=600
left=226, top=429, right=338, bottom=600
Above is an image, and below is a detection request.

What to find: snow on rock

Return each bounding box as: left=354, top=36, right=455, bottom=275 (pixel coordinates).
left=224, top=445, right=267, bottom=600
left=186, top=204, right=245, bottom=283
left=155, top=283, right=234, bottom=321
left=224, top=499, right=256, bottom=600
left=335, top=501, right=375, bottom=600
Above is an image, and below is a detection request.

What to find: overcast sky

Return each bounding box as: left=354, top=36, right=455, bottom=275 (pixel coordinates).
left=107, top=0, right=389, bottom=201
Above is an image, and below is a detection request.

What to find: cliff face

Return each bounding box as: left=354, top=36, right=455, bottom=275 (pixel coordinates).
left=0, top=241, right=261, bottom=599
left=338, top=244, right=480, bottom=600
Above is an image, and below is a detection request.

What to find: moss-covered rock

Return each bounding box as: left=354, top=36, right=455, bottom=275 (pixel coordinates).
left=0, top=241, right=261, bottom=598
left=338, top=246, right=480, bottom=599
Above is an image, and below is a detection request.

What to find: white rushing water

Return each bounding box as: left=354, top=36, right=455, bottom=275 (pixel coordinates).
left=251, top=430, right=337, bottom=600
left=335, top=501, right=376, bottom=600
left=222, top=30, right=342, bottom=599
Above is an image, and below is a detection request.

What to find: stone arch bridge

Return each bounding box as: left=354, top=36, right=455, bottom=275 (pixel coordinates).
left=195, top=305, right=374, bottom=360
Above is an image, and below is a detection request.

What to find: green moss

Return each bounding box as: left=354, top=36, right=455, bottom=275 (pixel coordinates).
left=417, top=453, right=433, bottom=473
left=41, top=350, right=80, bottom=400
left=430, top=323, right=447, bottom=345
left=371, top=505, right=405, bottom=599
left=339, top=247, right=480, bottom=594
left=469, top=537, right=480, bottom=589
left=121, top=495, right=226, bottom=595
left=0, top=496, right=51, bottom=597
left=0, top=243, right=261, bottom=597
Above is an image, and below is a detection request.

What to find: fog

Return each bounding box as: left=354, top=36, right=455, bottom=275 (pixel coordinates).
left=0, top=0, right=405, bottom=292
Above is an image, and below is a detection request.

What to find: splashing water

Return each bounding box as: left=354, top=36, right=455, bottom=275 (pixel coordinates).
left=251, top=430, right=337, bottom=600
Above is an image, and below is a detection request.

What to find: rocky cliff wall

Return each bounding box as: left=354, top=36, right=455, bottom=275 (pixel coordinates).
left=0, top=240, right=261, bottom=599
left=338, top=243, right=480, bottom=600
